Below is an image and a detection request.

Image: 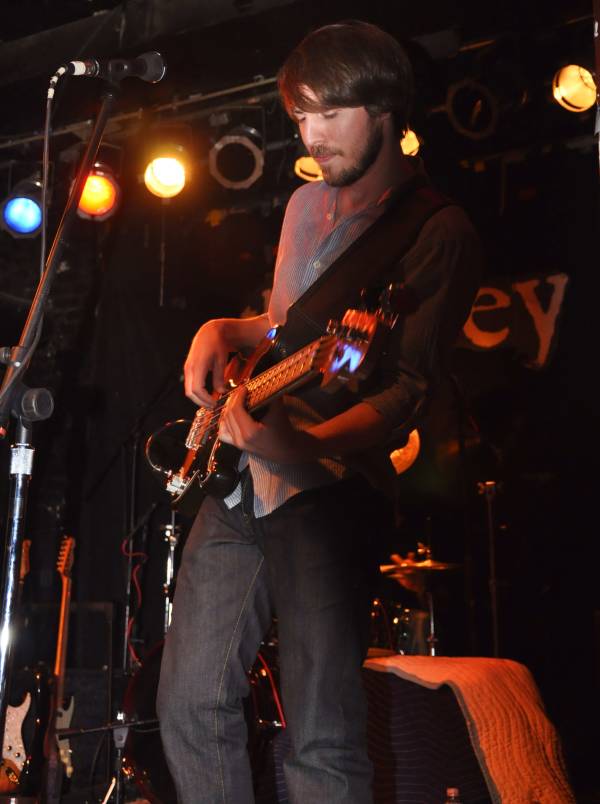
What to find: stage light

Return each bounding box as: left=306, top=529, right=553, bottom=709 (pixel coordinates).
left=209, top=125, right=264, bottom=190
left=293, top=130, right=421, bottom=183
left=294, top=154, right=323, bottom=182
left=446, top=79, right=499, bottom=140
left=77, top=163, right=120, bottom=221
left=552, top=65, right=597, bottom=112
left=144, top=148, right=187, bottom=199
left=400, top=129, right=420, bottom=156
left=390, top=429, right=420, bottom=475
left=141, top=123, right=192, bottom=199
left=0, top=176, right=43, bottom=238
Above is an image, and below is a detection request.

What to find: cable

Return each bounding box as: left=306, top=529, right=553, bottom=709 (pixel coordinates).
left=256, top=651, right=286, bottom=729
left=40, top=94, right=52, bottom=279
left=120, top=538, right=148, bottom=665
left=88, top=729, right=110, bottom=802
left=100, top=776, right=116, bottom=804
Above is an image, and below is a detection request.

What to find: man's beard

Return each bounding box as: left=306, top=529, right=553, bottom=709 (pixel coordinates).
left=320, top=122, right=384, bottom=187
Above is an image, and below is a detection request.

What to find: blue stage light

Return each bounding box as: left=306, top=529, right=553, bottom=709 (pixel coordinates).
left=0, top=177, right=43, bottom=238
left=3, top=197, right=42, bottom=234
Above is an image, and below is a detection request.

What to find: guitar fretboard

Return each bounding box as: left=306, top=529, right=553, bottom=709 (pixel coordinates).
left=185, top=336, right=328, bottom=451
left=245, top=337, right=327, bottom=409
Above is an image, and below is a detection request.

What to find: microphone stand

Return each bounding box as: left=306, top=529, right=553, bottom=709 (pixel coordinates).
left=0, top=81, right=121, bottom=760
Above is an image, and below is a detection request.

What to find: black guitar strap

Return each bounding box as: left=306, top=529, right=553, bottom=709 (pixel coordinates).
left=280, top=172, right=453, bottom=353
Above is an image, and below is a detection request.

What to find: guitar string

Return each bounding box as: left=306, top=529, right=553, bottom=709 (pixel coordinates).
left=182, top=316, right=373, bottom=454
left=187, top=354, right=315, bottom=445
left=184, top=348, right=317, bottom=449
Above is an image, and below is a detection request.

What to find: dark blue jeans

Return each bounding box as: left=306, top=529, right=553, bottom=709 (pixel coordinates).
left=157, top=475, right=390, bottom=803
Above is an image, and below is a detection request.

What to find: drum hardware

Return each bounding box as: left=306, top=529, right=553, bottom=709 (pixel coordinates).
left=369, top=600, right=430, bottom=656
left=380, top=544, right=461, bottom=579
left=368, top=598, right=429, bottom=658
left=369, top=598, right=395, bottom=652
left=71, top=500, right=168, bottom=804
left=113, top=505, right=182, bottom=804
left=54, top=715, right=158, bottom=804
left=160, top=513, right=180, bottom=636
left=118, top=518, right=285, bottom=803
left=478, top=480, right=502, bottom=658
left=380, top=543, right=461, bottom=657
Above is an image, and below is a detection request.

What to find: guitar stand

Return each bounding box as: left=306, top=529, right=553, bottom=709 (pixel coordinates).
left=56, top=715, right=159, bottom=804
left=106, top=713, right=129, bottom=804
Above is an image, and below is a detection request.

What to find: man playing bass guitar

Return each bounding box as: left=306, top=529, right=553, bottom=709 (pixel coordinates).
left=157, top=20, right=482, bottom=804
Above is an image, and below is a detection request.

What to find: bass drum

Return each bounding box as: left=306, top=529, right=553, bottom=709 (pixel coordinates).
left=123, top=637, right=283, bottom=804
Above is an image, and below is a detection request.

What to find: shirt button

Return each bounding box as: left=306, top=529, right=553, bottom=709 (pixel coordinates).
left=314, top=260, right=321, bottom=269
left=326, top=212, right=333, bottom=220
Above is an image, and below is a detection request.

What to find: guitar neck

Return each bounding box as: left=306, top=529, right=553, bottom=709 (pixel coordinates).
left=53, top=576, right=72, bottom=706
left=245, top=336, right=327, bottom=411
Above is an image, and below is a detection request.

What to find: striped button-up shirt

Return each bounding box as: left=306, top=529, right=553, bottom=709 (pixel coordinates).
left=224, top=167, right=482, bottom=517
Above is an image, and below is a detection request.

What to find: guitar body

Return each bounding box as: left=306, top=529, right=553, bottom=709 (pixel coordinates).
left=0, top=540, right=49, bottom=797
left=0, top=693, right=31, bottom=793
left=39, top=683, right=62, bottom=804
left=173, top=333, right=315, bottom=513
left=15, top=666, right=51, bottom=797
left=167, top=330, right=287, bottom=513
left=35, top=690, right=74, bottom=803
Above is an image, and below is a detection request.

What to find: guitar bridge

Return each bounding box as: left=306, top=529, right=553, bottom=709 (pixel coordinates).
left=166, top=472, right=187, bottom=495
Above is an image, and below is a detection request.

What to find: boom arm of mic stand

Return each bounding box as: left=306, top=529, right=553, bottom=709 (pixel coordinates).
left=0, top=82, right=121, bottom=752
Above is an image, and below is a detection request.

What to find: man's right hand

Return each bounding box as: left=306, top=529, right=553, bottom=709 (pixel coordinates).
left=183, top=314, right=271, bottom=407
left=184, top=320, right=230, bottom=407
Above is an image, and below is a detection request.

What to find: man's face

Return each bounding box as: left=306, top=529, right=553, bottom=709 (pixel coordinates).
left=294, top=90, right=384, bottom=187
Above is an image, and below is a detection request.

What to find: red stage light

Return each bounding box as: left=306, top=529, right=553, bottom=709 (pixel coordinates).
left=77, top=165, right=120, bottom=220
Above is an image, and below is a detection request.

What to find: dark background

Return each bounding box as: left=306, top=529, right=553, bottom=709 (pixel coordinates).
left=0, top=1, right=598, bottom=801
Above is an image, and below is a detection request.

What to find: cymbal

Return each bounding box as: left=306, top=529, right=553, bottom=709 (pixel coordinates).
left=380, top=558, right=460, bottom=574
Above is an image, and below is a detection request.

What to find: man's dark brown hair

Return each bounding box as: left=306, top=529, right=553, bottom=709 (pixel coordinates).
left=278, top=20, right=414, bottom=135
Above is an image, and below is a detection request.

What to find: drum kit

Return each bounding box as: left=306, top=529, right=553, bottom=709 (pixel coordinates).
left=117, top=524, right=461, bottom=803
left=374, top=542, right=460, bottom=658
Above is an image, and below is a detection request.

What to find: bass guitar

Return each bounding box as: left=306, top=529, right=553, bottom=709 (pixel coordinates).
left=146, top=305, right=393, bottom=514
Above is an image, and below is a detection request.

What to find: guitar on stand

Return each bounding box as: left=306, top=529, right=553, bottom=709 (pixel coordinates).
left=0, top=540, right=32, bottom=794
left=39, top=536, right=76, bottom=804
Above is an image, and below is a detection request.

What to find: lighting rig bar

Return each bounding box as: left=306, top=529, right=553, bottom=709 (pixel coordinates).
left=0, top=76, right=279, bottom=152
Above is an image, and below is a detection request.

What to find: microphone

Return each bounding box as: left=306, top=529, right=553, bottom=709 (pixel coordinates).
left=66, top=51, right=166, bottom=83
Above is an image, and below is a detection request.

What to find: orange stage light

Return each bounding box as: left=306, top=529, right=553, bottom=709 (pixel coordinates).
left=77, top=166, right=120, bottom=220
left=552, top=65, right=597, bottom=113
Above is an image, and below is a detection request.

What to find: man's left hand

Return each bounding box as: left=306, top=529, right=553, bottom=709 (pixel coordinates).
left=218, top=386, right=314, bottom=464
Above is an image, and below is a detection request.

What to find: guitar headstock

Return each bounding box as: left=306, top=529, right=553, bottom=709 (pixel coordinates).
left=57, top=536, right=75, bottom=580
left=315, top=308, right=390, bottom=391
